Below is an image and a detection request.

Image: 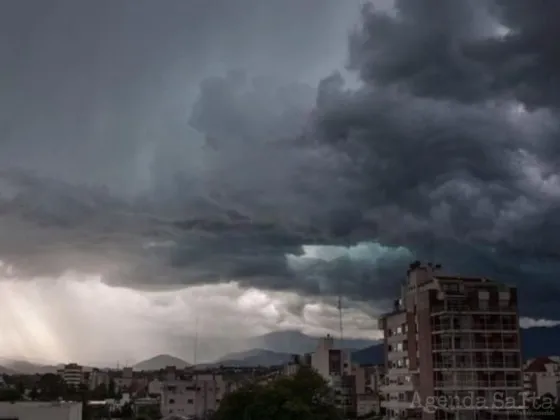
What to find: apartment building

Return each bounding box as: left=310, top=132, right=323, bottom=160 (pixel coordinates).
left=310, top=335, right=359, bottom=415
left=58, top=363, right=84, bottom=388
left=523, top=357, right=560, bottom=400
left=354, top=364, right=385, bottom=416
left=160, top=373, right=233, bottom=418
left=311, top=335, right=352, bottom=380
left=88, top=368, right=110, bottom=391
left=379, top=262, right=524, bottom=420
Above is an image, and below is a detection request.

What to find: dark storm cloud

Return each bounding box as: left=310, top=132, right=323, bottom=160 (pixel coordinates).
left=2, top=0, right=560, bottom=322
left=309, top=0, right=560, bottom=317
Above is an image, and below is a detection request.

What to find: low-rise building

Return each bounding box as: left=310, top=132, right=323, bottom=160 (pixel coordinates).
left=160, top=373, right=232, bottom=418
left=0, top=401, right=82, bottom=420
left=524, top=357, right=560, bottom=399
left=88, top=368, right=110, bottom=391
left=148, top=378, right=163, bottom=396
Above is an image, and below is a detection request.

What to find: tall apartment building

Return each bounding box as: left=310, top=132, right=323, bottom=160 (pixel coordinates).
left=379, top=262, right=524, bottom=420
left=311, top=335, right=353, bottom=380
left=311, top=335, right=356, bottom=415
left=58, top=363, right=84, bottom=388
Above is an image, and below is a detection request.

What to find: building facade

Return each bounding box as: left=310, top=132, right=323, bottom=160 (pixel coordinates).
left=311, top=335, right=352, bottom=380
left=523, top=357, right=560, bottom=400
left=160, top=373, right=232, bottom=418
left=87, top=368, right=110, bottom=391
left=58, top=363, right=84, bottom=388
left=379, top=262, right=524, bottom=420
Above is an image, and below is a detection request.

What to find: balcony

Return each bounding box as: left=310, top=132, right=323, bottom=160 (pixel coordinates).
left=432, top=342, right=518, bottom=351
left=432, top=362, right=520, bottom=369
left=380, top=381, right=414, bottom=393
left=431, top=304, right=517, bottom=314
left=433, top=380, right=522, bottom=388
left=432, top=323, right=518, bottom=332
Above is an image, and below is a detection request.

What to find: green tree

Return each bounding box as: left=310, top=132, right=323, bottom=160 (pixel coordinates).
left=37, top=373, right=67, bottom=401
left=108, top=379, right=116, bottom=398
left=0, top=388, right=22, bottom=402
left=212, top=366, right=339, bottom=420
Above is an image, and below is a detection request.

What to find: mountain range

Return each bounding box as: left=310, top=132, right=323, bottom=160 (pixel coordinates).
left=2, top=327, right=559, bottom=373
left=133, top=354, right=191, bottom=371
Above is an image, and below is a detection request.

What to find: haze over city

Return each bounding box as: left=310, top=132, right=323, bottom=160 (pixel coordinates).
left=1, top=0, right=560, bottom=367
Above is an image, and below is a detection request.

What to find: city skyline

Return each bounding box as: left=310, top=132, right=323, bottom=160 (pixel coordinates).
left=2, top=0, right=560, bottom=365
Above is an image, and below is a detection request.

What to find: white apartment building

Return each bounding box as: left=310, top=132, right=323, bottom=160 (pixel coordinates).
left=310, top=335, right=357, bottom=415
left=88, top=368, right=110, bottom=391
left=58, top=363, right=84, bottom=388
left=0, top=402, right=82, bottom=420
left=524, top=357, right=560, bottom=400
left=148, top=379, right=163, bottom=396
left=160, top=373, right=232, bottom=418
left=311, top=335, right=352, bottom=381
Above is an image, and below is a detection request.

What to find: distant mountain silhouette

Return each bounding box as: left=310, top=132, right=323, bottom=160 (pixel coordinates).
left=0, top=359, right=62, bottom=375
left=0, top=365, right=17, bottom=375
left=217, top=349, right=294, bottom=367
left=4, top=326, right=555, bottom=373
left=250, top=330, right=375, bottom=354
left=133, top=354, right=191, bottom=371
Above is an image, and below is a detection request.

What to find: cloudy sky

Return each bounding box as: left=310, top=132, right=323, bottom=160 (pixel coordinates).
left=1, top=0, right=560, bottom=365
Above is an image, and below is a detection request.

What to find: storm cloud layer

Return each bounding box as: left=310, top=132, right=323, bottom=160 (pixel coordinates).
left=2, top=0, right=560, bottom=337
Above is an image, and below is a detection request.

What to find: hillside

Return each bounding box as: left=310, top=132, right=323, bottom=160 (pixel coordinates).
left=0, top=359, right=61, bottom=375
left=218, top=349, right=294, bottom=367
left=251, top=330, right=375, bottom=354
left=134, top=354, right=191, bottom=371
left=0, top=365, right=17, bottom=375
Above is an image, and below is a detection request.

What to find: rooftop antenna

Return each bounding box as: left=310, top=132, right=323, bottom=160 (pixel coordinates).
left=337, top=290, right=347, bottom=420
left=193, top=316, right=199, bottom=367
left=337, top=294, right=344, bottom=347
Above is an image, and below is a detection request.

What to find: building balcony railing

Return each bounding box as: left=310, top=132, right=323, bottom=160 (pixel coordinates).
left=433, top=362, right=521, bottom=369
left=431, top=304, right=517, bottom=314
left=431, top=343, right=519, bottom=351
left=432, top=323, right=518, bottom=331
left=434, top=380, right=523, bottom=388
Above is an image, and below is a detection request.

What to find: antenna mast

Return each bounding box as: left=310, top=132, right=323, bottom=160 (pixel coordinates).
left=338, top=294, right=344, bottom=346
left=193, top=316, right=199, bottom=366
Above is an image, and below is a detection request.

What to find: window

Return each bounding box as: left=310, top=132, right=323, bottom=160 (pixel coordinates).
left=169, top=398, right=175, bottom=404
left=187, top=399, right=194, bottom=404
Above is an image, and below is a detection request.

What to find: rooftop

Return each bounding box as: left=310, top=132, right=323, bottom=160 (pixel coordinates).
left=525, top=357, right=558, bottom=373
